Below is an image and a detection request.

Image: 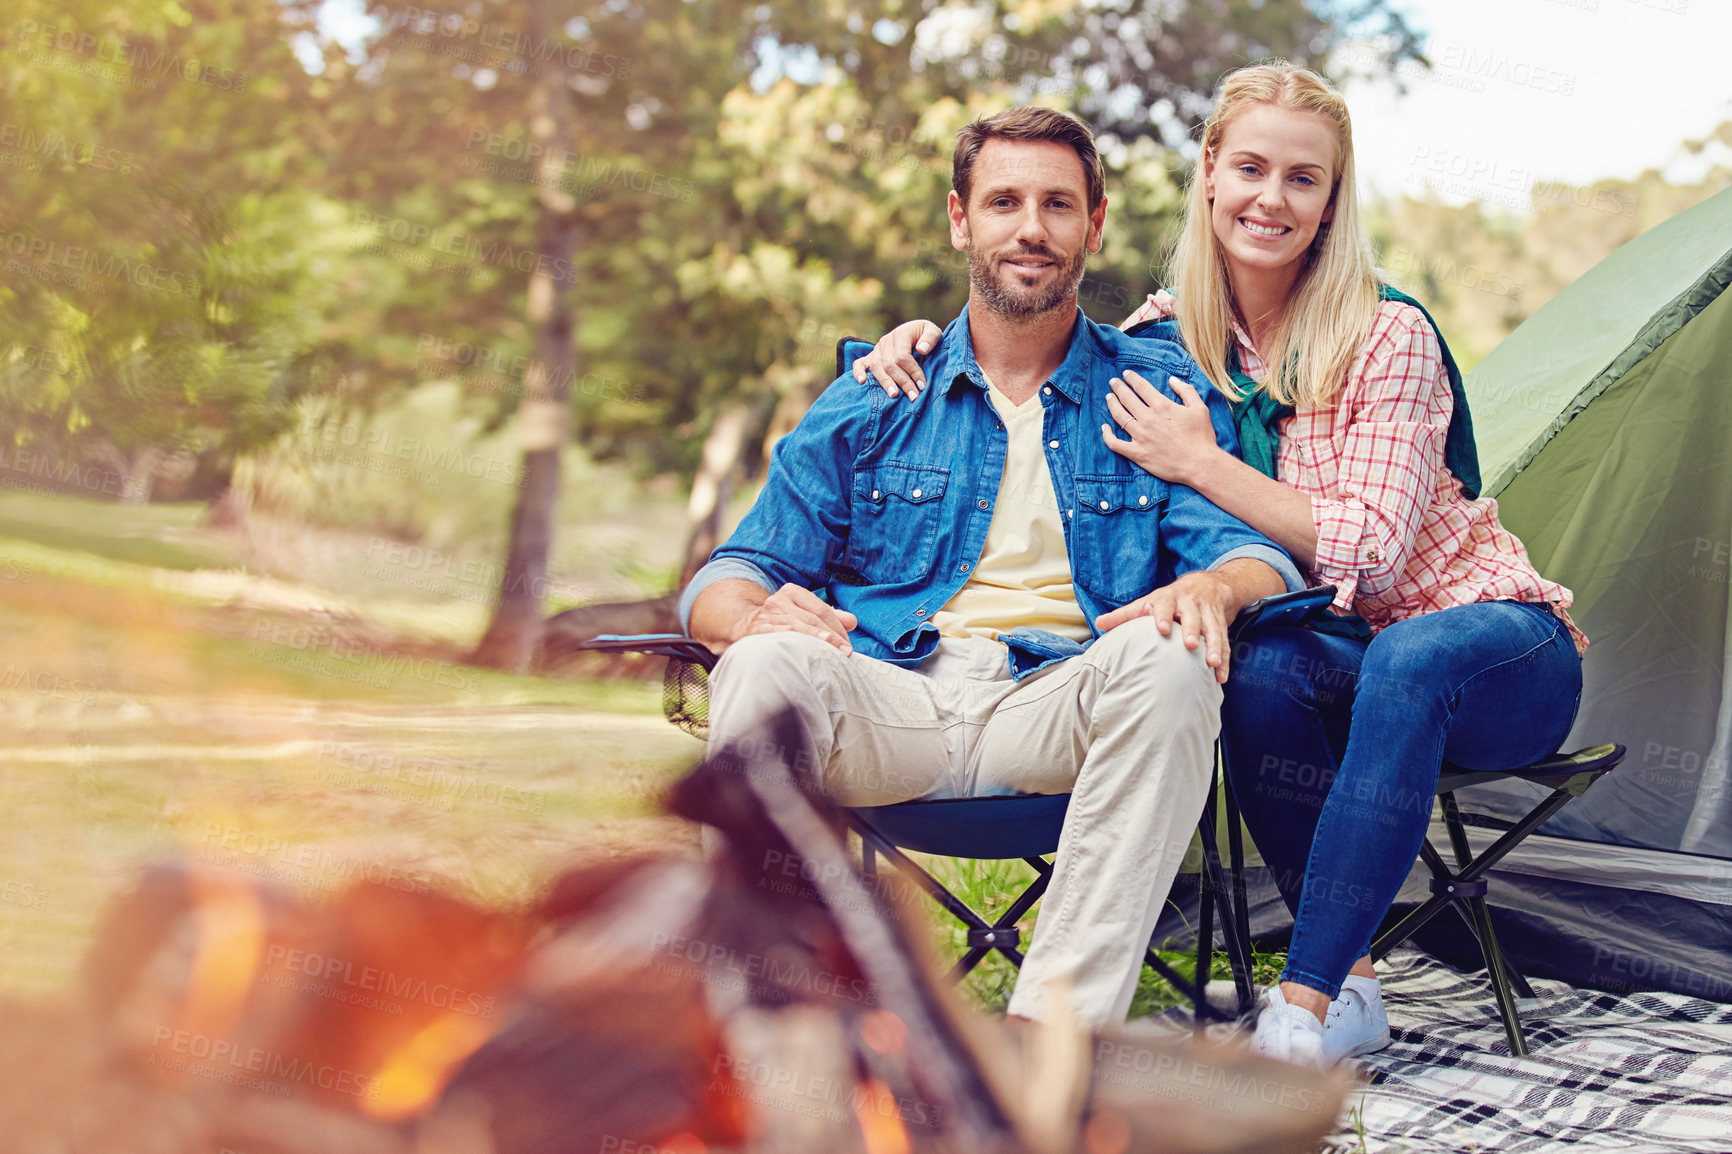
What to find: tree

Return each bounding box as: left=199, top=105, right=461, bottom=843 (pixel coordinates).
left=30, top=1, right=1419, bottom=666
left=285, top=0, right=766, bottom=669
left=0, top=0, right=341, bottom=502
left=1368, top=139, right=1732, bottom=368
left=541, top=0, right=1425, bottom=666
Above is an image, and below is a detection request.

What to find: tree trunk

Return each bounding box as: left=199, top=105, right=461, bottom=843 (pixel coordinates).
left=119, top=446, right=160, bottom=504
left=469, top=0, right=580, bottom=672
left=206, top=481, right=250, bottom=533
left=537, top=400, right=761, bottom=671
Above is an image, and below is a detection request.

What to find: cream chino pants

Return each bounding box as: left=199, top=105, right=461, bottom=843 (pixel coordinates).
left=706, top=616, right=1222, bottom=1027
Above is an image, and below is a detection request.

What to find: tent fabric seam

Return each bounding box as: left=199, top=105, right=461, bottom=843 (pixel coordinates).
left=1447, top=822, right=1732, bottom=908
left=1482, top=245, right=1732, bottom=498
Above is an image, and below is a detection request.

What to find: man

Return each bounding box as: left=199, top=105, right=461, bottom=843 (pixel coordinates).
left=679, top=107, right=1301, bottom=1027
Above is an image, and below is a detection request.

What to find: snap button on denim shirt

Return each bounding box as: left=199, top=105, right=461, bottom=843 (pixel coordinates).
left=680, top=306, right=1301, bottom=673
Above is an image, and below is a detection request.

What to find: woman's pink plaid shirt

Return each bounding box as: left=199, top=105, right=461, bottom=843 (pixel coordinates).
left=1124, top=292, right=1586, bottom=653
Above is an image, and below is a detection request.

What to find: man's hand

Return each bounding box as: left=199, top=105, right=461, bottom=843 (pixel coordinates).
left=693, top=579, right=858, bottom=656
left=1094, top=569, right=1244, bottom=683
left=740, top=584, right=858, bottom=652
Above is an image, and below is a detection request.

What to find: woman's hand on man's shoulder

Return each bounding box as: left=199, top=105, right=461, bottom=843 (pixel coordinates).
left=854, top=320, right=944, bottom=400
left=1119, top=288, right=1177, bottom=331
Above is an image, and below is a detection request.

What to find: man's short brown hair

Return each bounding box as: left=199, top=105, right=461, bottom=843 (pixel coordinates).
left=952, top=106, right=1105, bottom=212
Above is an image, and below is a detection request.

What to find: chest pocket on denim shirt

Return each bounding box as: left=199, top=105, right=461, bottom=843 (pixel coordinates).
left=847, top=462, right=949, bottom=585
left=1071, top=474, right=1167, bottom=603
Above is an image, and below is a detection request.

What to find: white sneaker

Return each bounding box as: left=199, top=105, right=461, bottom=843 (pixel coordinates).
left=1322, top=974, right=1391, bottom=1063
left=1251, top=987, right=1326, bottom=1067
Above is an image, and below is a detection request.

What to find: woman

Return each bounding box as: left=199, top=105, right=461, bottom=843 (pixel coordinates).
left=852, top=62, right=1585, bottom=1066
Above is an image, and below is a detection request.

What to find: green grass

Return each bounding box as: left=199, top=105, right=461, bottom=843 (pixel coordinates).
left=0, top=496, right=707, bottom=998
left=0, top=490, right=246, bottom=571
left=1346, top=1102, right=1370, bottom=1153
left=0, top=652, right=703, bottom=995
left=0, top=477, right=719, bottom=652
left=0, top=510, right=224, bottom=571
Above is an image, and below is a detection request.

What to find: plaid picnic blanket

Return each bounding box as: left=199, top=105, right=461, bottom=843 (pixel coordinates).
left=1320, top=946, right=1732, bottom=1153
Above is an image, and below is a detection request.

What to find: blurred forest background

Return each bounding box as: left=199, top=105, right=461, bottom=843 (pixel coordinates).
left=3, top=0, right=1730, bottom=675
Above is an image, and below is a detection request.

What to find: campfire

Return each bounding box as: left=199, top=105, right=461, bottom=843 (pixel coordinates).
left=3, top=716, right=1348, bottom=1153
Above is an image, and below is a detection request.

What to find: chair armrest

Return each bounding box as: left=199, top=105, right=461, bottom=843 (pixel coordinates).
left=580, top=587, right=1338, bottom=690
left=1229, top=585, right=1338, bottom=640
left=579, top=633, right=720, bottom=672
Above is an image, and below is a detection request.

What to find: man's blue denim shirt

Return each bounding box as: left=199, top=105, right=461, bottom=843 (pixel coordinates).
left=679, top=306, right=1302, bottom=675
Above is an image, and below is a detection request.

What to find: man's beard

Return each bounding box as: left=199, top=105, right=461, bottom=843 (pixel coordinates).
left=968, top=240, right=1088, bottom=319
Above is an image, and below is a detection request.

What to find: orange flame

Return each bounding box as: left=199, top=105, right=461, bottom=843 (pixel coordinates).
left=854, top=1078, right=912, bottom=1154
left=181, top=874, right=267, bottom=1039
left=362, top=1012, right=499, bottom=1121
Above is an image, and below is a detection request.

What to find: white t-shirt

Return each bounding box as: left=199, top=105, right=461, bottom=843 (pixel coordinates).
left=931, top=376, right=1090, bottom=642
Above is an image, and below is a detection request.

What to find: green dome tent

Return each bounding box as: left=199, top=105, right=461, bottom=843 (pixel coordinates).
left=1442, top=185, right=1732, bottom=998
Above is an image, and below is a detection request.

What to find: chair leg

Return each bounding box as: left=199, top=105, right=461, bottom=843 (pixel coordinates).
left=981, top=856, right=1055, bottom=969
left=850, top=813, right=1245, bottom=1023
left=1196, top=837, right=1216, bottom=1010
left=1195, top=769, right=1256, bottom=1016
left=1224, top=776, right=1253, bottom=972
left=1218, top=759, right=1256, bottom=1017
left=1379, top=783, right=1581, bottom=962
left=1466, top=892, right=1529, bottom=1056
left=1505, top=957, right=1538, bottom=1001
left=851, top=818, right=1056, bottom=984
left=1198, top=821, right=1256, bottom=1018
left=1143, top=947, right=1231, bottom=1023
left=1441, top=792, right=1528, bottom=1056
left=852, top=824, right=995, bottom=957
left=1444, top=896, right=1536, bottom=1001
left=1365, top=766, right=1618, bottom=1056
left=1371, top=838, right=1459, bottom=961
left=950, top=861, right=1050, bottom=980
left=942, top=858, right=1053, bottom=982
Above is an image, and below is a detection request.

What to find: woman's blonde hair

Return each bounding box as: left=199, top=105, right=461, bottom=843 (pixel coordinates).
left=1170, top=61, right=1381, bottom=408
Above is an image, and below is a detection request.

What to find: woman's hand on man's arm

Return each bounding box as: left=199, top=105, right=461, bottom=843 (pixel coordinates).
left=852, top=320, right=943, bottom=399
left=1100, top=369, right=1225, bottom=487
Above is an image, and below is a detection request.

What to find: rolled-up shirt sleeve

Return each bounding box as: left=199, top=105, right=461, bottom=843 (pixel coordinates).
left=1209, top=543, right=1304, bottom=594
left=677, top=557, right=777, bottom=634
left=1308, top=311, right=1449, bottom=607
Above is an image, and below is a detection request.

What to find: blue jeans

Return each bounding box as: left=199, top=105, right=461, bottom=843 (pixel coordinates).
left=1221, top=600, right=1583, bottom=998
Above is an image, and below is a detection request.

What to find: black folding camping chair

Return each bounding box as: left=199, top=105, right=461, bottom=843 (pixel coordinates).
left=1210, top=705, right=1625, bottom=1055
left=1365, top=745, right=1626, bottom=1055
